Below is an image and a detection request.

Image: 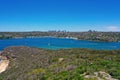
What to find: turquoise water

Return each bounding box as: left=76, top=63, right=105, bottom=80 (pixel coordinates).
left=0, top=37, right=120, bottom=50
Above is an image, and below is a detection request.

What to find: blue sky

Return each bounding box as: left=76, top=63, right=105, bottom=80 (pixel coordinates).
left=0, top=0, right=120, bottom=32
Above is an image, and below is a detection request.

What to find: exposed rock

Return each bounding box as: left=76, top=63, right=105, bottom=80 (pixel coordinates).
left=0, top=56, right=9, bottom=73
left=65, top=65, right=77, bottom=71
left=58, top=58, right=64, bottom=62
left=84, top=71, right=118, bottom=80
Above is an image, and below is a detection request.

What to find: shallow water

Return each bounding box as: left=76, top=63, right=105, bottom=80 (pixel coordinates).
left=0, top=37, right=120, bottom=50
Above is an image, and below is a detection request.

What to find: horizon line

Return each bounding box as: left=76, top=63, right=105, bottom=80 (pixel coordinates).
left=0, top=30, right=120, bottom=33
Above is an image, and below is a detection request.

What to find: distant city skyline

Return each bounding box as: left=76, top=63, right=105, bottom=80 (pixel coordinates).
left=0, top=0, right=120, bottom=32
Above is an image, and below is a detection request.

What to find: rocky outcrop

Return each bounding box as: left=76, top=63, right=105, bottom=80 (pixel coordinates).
left=83, top=71, right=118, bottom=80
left=0, top=56, right=9, bottom=73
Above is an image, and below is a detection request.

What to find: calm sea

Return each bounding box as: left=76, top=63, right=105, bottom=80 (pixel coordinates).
left=0, top=37, right=120, bottom=50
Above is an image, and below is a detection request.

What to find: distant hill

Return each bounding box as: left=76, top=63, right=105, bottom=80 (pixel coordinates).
left=0, top=31, right=120, bottom=42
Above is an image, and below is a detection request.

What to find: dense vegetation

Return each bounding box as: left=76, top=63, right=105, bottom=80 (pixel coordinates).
left=0, top=31, right=120, bottom=42
left=0, top=46, right=120, bottom=80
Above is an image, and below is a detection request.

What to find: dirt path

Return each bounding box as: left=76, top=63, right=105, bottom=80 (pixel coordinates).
left=0, top=57, right=9, bottom=73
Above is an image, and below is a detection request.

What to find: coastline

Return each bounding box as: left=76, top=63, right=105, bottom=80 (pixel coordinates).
left=1, top=36, right=120, bottom=42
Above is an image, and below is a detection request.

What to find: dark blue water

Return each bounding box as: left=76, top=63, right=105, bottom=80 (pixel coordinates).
left=0, top=37, right=120, bottom=50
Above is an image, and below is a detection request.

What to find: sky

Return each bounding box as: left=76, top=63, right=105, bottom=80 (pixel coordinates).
left=0, top=0, right=120, bottom=32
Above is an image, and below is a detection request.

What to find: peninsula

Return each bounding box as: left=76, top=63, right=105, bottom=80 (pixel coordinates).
left=0, top=46, right=120, bottom=80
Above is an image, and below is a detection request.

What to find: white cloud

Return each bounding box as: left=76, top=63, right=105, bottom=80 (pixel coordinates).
left=107, top=26, right=120, bottom=31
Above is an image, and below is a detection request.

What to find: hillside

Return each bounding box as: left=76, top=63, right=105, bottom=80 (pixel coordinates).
left=0, top=31, right=120, bottom=42
left=0, top=46, right=120, bottom=80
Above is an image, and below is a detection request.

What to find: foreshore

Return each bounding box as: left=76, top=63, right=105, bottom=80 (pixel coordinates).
left=1, top=36, right=120, bottom=42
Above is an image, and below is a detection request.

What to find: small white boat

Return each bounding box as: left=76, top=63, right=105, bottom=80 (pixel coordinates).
left=48, top=43, right=51, bottom=46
